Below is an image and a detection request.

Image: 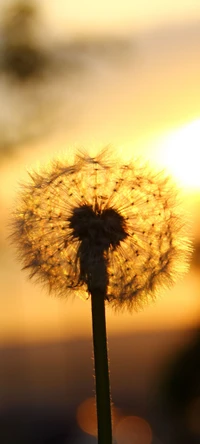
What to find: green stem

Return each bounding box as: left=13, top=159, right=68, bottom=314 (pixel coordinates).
left=91, top=291, right=113, bottom=444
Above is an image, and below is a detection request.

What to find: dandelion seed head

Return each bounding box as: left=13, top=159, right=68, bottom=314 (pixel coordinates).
left=11, top=148, right=192, bottom=311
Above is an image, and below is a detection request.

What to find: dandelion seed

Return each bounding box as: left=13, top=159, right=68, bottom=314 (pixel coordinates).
left=11, top=148, right=191, bottom=310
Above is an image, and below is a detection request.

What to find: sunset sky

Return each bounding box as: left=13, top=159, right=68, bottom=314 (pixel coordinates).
left=0, top=0, right=200, bottom=346
left=42, top=0, right=200, bottom=34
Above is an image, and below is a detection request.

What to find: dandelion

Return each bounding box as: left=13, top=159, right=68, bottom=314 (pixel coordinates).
left=11, top=149, right=190, bottom=308
left=10, top=148, right=191, bottom=444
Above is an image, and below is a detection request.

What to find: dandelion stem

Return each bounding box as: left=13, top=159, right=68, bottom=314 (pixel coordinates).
left=91, top=291, right=112, bottom=444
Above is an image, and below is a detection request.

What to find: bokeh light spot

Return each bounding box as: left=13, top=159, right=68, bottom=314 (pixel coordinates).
left=115, top=415, right=152, bottom=444
left=77, top=397, right=97, bottom=436
left=76, top=396, right=122, bottom=436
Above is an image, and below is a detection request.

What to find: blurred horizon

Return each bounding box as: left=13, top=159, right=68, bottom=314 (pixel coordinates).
left=30, top=0, right=200, bottom=35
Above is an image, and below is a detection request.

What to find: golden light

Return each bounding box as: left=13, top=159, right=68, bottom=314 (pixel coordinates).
left=154, top=119, right=200, bottom=190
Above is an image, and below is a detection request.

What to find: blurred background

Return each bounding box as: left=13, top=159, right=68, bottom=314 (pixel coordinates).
left=0, top=0, right=200, bottom=443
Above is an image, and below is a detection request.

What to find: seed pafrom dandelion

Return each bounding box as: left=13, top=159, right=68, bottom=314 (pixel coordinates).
left=11, top=149, right=191, bottom=310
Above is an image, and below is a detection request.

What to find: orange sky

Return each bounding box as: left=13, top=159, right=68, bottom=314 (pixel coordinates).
left=0, top=2, right=200, bottom=346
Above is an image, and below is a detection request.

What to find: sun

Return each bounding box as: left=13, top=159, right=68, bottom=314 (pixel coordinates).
left=154, top=119, right=200, bottom=190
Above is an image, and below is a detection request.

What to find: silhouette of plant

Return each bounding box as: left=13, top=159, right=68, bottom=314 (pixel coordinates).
left=11, top=149, right=191, bottom=309
left=10, top=148, right=191, bottom=444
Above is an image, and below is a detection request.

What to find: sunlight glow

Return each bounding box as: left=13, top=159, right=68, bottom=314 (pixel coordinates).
left=155, top=119, right=200, bottom=190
